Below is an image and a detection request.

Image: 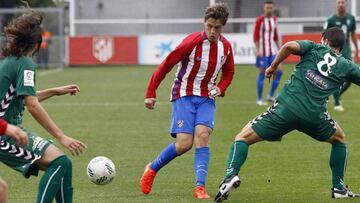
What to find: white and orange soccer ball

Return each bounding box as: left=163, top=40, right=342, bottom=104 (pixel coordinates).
left=87, top=156, right=116, bottom=185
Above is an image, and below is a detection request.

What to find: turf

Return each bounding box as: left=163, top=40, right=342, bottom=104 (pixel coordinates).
left=1, top=64, right=360, bottom=203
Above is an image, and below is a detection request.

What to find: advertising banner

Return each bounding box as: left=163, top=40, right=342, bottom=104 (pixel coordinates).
left=68, top=36, right=138, bottom=65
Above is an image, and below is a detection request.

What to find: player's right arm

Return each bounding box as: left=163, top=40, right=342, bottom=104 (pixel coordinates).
left=145, top=33, right=197, bottom=109
left=37, top=84, right=80, bottom=102
left=253, top=16, right=262, bottom=57
left=265, top=41, right=302, bottom=78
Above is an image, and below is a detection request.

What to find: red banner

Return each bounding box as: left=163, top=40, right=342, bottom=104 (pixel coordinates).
left=68, top=36, right=138, bottom=65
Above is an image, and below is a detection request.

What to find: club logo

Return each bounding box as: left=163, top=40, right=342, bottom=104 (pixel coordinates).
left=93, top=36, right=114, bottom=63
left=177, top=120, right=184, bottom=128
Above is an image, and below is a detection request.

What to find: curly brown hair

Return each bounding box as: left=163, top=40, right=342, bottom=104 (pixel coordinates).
left=204, top=2, right=229, bottom=25
left=0, top=10, right=43, bottom=58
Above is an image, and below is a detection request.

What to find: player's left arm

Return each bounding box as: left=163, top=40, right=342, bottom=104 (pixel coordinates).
left=37, top=84, right=80, bottom=102
left=214, top=45, right=235, bottom=97
left=350, top=16, right=358, bottom=59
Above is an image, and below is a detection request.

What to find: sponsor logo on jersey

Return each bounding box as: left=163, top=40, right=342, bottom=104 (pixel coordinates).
left=93, top=36, right=114, bottom=63
left=24, top=70, right=34, bottom=87
left=304, top=69, right=328, bottom=90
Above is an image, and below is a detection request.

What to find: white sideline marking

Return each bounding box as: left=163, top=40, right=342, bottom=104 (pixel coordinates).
left=38, top=68, right=63, bottom=77
left=41, top=99, right=360, bottom=107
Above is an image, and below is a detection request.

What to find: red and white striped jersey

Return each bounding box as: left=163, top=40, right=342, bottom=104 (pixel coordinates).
left=146, top=31, right=234, bottom=101
left=253, top=15, right=279, bottom=57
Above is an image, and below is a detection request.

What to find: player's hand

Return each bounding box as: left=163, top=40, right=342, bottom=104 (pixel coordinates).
left=145, top=98, right=156, bottom=109
left=209, top=86, right=221, bottom=98
left=59, top=135, right=87, bottom=156
left=265, top=65, right=277, bottom=79
left=5, top=124, right=28, bottom=147
left=54, top=84, right=80, bottom=96
left=256, top=50, right=262, bottom=57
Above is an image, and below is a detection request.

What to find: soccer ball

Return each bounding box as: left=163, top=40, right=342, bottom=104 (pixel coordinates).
left=87, top=156, right=116, bottom=185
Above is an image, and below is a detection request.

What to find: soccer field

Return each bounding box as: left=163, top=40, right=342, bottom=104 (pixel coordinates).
left=1, top=64, right=360, bottom=203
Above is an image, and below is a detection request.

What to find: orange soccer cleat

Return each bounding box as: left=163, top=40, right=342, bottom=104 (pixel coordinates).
left=194, top=185, right=210, bottom=199
left=140, top=163, right=157, bottom=195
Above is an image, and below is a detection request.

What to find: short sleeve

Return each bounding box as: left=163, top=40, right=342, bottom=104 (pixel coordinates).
left=297, top=40, right=316, bottom=56
left=16, top=57, right=37, bottom=97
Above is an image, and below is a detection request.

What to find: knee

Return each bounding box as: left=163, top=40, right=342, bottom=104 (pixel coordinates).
left=234, top=123, right=263, bottom=145
left=329, top=135, right=346, bottom=144
left=195, top=130, right=211, bottom=147
left=62, top=155, right=72, bottom=169
left=328, top=129, right=346, bottom=144
left=176, top=139, right=193, bottom=155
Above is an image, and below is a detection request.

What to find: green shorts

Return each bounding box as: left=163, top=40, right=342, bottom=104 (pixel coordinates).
left=251, top=101, right=337, bottom=142
left=0, top=130, right=51, bottom=178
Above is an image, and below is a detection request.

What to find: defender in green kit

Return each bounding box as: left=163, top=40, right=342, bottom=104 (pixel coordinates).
left=214, top=27, right=360, bottom=202
left=0, top=6, right=86, bottom=203
left=324, top=0, right=358, bottom=111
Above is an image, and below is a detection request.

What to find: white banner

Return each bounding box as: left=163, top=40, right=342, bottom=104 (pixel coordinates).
left=138, top=33, right=256, bottom=65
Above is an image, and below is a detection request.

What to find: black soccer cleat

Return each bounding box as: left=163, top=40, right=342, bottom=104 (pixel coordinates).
left=214, top=175, right=241, bottom=202
left=332, top=187, right=360, bottom=198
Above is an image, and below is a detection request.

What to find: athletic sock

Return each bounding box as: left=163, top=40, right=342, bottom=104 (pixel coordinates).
left=150, top=143, right=178, bottom=172
left=269, top=69, right=283, bottom=97
left=36, top=155, right=72, bottom=203
left=194, top=147, right=210, bottom=187
left=333, top=91, right=341, bottom=106
left=55, top=157, right=73, bottom=203
left=225, top=140, right=249, bottom=180
left=257, top=72, right=265, bottom=101
left=330, top=142, right=348, bottom=190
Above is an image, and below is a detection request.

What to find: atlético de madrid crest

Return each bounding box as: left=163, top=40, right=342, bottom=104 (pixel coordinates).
left=93, top=36, right=114, bottom=63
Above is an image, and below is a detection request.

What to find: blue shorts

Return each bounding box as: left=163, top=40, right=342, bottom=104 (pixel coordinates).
left=256, top=55, right=276, bottom=68
left=170, top=96, right=215, bottom=137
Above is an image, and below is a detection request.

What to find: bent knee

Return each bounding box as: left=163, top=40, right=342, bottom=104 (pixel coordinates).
left=328, top=134, right=346, bottom=144
left=195, top=130, right=210, bottom=141
left=235, top=123, right=263, bottom=145
left=61, top=155, right=72, bottom=168
left=176, top=140, right=193, bottom=154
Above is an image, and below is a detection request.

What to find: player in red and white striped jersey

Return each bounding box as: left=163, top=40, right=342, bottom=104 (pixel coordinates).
left=253, top=1, right=282, bottom=106
left=141, top=3, right=234, bottom=199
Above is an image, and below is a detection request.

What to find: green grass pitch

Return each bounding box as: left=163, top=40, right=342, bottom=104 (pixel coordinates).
left=1, top=64, right=360, bottom=203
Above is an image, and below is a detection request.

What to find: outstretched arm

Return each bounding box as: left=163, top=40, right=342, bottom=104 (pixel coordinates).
left=265, top=41, right=301, bottom=78
left=24, top=95, right=86, bottom=156
left=37, top=84, right=80, bottom=102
